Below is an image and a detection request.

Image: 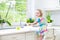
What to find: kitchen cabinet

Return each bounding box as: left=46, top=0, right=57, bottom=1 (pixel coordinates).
left=0, top=33, right=25, bottom=40
left=35, top=0, right=60, bottom=10
left=54, top=29, right=60, bottom=40
left=0, top=31, right=37, bottom=40
left=0, top=27, right=40, bottom=40
left=44, top=29, right=55, bottom=40
left=45, top=28, right=60, bottom=40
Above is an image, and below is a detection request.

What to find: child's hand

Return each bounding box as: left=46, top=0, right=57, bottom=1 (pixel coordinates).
left=28, top=23, right=32, bottom=25
left=27, top=23, right=33, bottom=26
left=29, top=23, right=35, bottom=26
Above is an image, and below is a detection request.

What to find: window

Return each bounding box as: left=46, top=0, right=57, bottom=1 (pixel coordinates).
left=0, top=0, right=27, bottom=22
left=0, top=0, right=27, bottom=28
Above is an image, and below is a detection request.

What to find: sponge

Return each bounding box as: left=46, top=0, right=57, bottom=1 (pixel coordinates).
left=16, top=26, right=21, bottom=30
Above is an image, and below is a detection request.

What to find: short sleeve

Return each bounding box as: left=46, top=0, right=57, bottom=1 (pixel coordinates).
left=36, top=18, right=41, bottom=23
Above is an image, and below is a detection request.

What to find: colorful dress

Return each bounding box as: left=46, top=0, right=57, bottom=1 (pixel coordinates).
left=36, top=17, right=47, bottom=36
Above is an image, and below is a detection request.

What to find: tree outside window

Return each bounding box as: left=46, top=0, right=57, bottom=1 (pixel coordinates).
left=0, top=0, right=27, bottom=23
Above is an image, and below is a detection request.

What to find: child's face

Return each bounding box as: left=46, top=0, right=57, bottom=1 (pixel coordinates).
left=35, top=11, right=41, bottom=17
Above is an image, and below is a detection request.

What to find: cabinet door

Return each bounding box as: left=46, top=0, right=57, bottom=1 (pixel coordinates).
left=45, top=29, right=54, bottom=37
left=54, top=29, right=60, bottom=40
left=35, top=0, right=59, bottom=10
left=54, top=29, right=60, bottom=36
left=1, top=35, right=16, bottom=40
left=1, top=33, right=25, bottom=40
left=44, top=29, right=55, bottom=40
left=15, top=33, right=25, bottom=40
left=26, top=32, right=37, bottom=40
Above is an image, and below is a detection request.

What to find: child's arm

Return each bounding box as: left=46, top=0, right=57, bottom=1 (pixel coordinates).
left=32, top=18, right=40, bottom=25
left=32, top=22, right=38, bottom=25
left=28, top=22, right=38, bottom=26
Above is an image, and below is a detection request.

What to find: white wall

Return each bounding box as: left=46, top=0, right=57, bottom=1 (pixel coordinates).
left=46, top=10, right=60, bottom=26
left=42, top=0, right=59, bottom=10
left=51, top=10, right=60, bottom=26
left=27, top=0, right=60, bottom=18
left=27, top=0, right=46, bottom=18
left=27, top=0, right=35, bottom=18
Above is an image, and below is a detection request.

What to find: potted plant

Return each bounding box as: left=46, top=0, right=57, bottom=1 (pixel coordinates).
left=26, top=18, right=35, bottom=26
left=46, top=14, right=53, bottom=26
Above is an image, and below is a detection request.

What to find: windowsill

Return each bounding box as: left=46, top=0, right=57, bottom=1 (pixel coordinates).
left=0, top=22, right=26, bottom=29
left=0, top=22, right=20, bottom=29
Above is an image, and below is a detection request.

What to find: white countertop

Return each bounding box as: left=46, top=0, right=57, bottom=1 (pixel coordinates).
left=0, top=26, right=40, bottom=36
left=0, top=26, right=60, bottom=36
left=47, top=26, right=60, bottom=29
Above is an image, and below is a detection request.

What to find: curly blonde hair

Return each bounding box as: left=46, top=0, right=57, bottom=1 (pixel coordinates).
left=37, top=9, right=43, bottom=17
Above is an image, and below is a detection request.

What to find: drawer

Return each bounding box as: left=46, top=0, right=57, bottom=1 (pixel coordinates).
left=1, top=35, right=14, bottom=40
left=45, top=36, right=54, bottom=40
left=26, top=32, right=35, bottom=35
left=26, top=32, right=36, bottom=37
left=15, top=34, right=25, bottom=40
left=55, top=36, right=60, bottom=40
left=54, top=29, right=60, bottom=36
left=45, top=29, right=54, bottom=37
left=26, top=32, right=37, bottom=40
left=47, top=29, right=54, bottom=34
left=1, top=33, right=25, bottom=40
left=54, top=30, right=60, bottom=40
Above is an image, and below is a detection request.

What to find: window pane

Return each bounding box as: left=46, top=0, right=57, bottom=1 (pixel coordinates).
left=15, top=0, right=27, bottom=22
left=0, top=0, right=27, bottom=27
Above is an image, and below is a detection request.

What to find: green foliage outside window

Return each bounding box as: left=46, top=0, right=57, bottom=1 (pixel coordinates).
left=0, top=3, right=7, bottom=10
left=15, top=0, right=26, bottom=22
left=0, top=0, right=27, bottom=23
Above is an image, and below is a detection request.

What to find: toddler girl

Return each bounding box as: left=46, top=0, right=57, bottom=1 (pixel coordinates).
left=32, top=9, right=47, bottom=40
